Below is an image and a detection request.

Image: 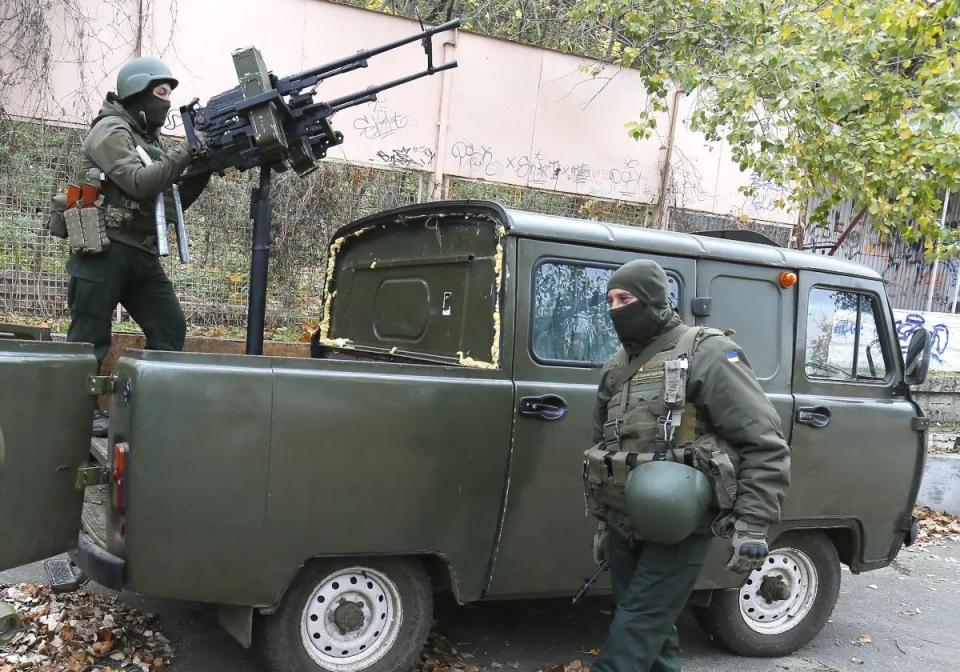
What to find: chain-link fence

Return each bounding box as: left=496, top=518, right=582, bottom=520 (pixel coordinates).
left=1, top=115, right=790, bottom=337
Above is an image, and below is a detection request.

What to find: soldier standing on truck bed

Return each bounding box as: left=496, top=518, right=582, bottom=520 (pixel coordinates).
left=48, top=57, right=211, bottom=437
left=582, top=259, right=791, bottom=672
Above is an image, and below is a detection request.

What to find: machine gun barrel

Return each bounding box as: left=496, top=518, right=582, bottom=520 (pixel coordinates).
left=325, top=60, right=458, bottom=113
left=280, top=18, right=461, bottom=93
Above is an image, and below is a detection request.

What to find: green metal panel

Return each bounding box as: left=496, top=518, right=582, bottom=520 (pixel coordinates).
left=0, top=341, right=96, bottom=571
left=113, top=352, right=275, bottom=602
left=261, top=357, right=515, bottom=603
left=108, top=350, right=514, bottom=605
left=787, top=272, right=924, bottom=566
left=486, top=238, right=696, bottom=598
left=694, top=260, right=796, bottom=430
left=329, top=212, right=503, bottom=365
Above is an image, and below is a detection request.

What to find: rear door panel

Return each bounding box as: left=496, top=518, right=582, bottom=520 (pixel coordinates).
left=0, top=341, right=97, bottom=571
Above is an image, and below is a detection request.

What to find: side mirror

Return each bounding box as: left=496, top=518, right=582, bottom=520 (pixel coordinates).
left=904, top=327, right=932, bottom=386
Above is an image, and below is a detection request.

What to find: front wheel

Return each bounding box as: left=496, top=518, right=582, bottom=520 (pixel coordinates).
left=694, top=531, right=841, bottom=657
left=256, top=558, right=432, bottom=672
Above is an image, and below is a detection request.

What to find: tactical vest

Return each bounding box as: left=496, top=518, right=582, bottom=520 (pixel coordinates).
left=48, top=117, right=169, bottom=252
left=583, top=325, right=740, bottom=538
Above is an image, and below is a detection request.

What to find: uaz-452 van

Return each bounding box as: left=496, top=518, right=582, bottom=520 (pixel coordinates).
left=0, top=201, right=931, bottom=672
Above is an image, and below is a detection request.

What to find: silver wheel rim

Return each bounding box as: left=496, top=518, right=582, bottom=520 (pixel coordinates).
left=738, top=547, right=819, bottom=635
left=300, top=566, right=403, bottom=671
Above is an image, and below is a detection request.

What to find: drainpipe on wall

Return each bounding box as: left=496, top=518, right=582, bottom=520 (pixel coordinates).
left=654, top=88, right=683, bottom=230
left=926, top=189, right=951, bottom=312
left=431, top=30, right=458, bottom=201
left=134, top=0, right=145, bottom=57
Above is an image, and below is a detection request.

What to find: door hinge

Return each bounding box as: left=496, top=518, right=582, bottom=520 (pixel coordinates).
left=75, top=465, right=108, bottom=490
left=87, top=375, right=118, bottom=396
left=912, top=416, right=930, bottom=431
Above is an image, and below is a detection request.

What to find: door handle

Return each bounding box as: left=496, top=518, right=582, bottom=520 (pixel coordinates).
left=796, top=406, right=832, bottom=429
left=519, top=394, right=568, bottom=421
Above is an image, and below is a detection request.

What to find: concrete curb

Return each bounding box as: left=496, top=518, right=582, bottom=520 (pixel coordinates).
left=918, top=453, right=960, bottom=515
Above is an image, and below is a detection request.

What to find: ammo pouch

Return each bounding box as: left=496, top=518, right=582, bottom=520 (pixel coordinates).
left=64, top=203, right=110, bottom=255
left=687, top=434, right=740, bottom=511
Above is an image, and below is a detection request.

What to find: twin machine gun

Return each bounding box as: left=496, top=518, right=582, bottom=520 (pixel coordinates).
left=173, top=18, right=460, bottom=353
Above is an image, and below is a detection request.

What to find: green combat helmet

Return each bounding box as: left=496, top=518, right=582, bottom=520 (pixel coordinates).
left=625, top=461, right=712, bottom=545
left=116, top=57, right=178, bottom=100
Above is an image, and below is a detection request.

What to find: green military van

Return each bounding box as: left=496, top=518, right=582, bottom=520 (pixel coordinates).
left=0, top=200, right=931, bottom=672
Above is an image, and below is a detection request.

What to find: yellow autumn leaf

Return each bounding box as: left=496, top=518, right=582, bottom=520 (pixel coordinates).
left=818, top=6, right=832, bottom=19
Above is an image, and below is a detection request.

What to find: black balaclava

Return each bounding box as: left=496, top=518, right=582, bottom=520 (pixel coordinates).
left=607, top=259, right=678, bottom=355
left=124, top=88, right=171, bottom=133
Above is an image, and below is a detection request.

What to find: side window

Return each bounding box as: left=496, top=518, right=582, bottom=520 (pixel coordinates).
left=805, top=287, right=888, bottom=382
left=531, top=260, right=682, bottom=366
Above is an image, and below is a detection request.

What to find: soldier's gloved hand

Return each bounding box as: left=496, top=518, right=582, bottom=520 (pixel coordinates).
left=592, top=523, right=609, bottom=566
left=726, top=519, right=769, bottom=573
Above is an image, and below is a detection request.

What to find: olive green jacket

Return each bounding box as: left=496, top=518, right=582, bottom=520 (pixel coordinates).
left=593, top=327, right=791, bottom=529
left=80, top=97, right=208, bottom=254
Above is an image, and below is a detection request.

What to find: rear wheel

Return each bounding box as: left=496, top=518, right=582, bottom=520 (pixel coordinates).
left=256, top=558, right=432, bottom=672
left=694, top=531, right=841, bottom=657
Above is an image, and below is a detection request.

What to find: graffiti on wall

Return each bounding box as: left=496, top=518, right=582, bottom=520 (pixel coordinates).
left=894, top=309, right=956, bottom=370
left=449, top=139, right=650, bottom=199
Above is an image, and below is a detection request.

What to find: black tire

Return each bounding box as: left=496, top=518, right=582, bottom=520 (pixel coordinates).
left=693, top=530, right=841, bottom=657
left=256, top=558, right=432, bottom=672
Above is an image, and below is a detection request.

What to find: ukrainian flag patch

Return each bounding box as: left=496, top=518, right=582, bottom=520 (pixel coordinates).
left=725, top=351, right=741, bottom=364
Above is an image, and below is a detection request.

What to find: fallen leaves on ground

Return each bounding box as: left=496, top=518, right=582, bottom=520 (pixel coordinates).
left=420, top=630, right=590, bottom=672
left=914, top=506, right=960, bottom=546
left=536, top=661, right=588, bottom=672
left=420, top=631, right=479, bottom=672
left=0, top=583, right=172, bottom=671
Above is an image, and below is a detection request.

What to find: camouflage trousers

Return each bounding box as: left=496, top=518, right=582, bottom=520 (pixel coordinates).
left=66, top=241, right=185, bottom=363
left=592, top=530, right=712, bottom=672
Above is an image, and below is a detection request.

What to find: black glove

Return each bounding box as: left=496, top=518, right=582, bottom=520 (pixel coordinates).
left=726, top=518, right=769, bottom=573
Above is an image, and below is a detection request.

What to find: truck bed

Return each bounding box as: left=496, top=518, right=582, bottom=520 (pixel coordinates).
left=81, top=438, right=109, bottom=548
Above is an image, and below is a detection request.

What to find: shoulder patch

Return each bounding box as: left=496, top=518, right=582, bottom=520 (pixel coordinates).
left=725, top=350, right=741, bottom=364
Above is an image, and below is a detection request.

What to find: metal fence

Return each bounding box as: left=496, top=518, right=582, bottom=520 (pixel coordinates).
left=1, top=115, right=797, bottom=336
left=804, top=198, right=960, bottom=313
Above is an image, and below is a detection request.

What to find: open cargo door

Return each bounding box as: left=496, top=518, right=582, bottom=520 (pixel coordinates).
left=0, top=341, right=97, bottom=571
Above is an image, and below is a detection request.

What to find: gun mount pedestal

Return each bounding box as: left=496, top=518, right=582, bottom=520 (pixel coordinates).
left=245, top=164, right=273, bottom=355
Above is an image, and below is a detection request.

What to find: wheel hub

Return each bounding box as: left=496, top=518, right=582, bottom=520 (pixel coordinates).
left=334, top=599, right=366, bottom=635
left=300, top=566, right=403, bottom=671
left=757, top=574, right=791, bottom=602
left=738, top=547, right=820, bottom=636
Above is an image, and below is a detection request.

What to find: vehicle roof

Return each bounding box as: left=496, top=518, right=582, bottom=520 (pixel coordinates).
left=502, top=207, right=881, bottom=280
left=336, top=200, right=882, bottom=280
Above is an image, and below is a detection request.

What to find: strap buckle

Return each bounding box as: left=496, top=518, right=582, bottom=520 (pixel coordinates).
left=656, top=408, right=676, bottom=443
left=603, top=418, right=622, bottom=450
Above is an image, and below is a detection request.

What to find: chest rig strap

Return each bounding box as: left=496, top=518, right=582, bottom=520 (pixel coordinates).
left=602, top=324, right=687, bottom=452
left=655, top=355, right=689, bottom=459
left=604, top=325, right=704, bottom=458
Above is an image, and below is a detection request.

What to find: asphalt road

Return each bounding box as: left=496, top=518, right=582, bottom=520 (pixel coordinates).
left=3, top=540, right=959, bottom=672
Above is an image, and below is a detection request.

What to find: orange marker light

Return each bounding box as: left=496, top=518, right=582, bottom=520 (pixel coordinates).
left=779, top=271, right=798, bottom=288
